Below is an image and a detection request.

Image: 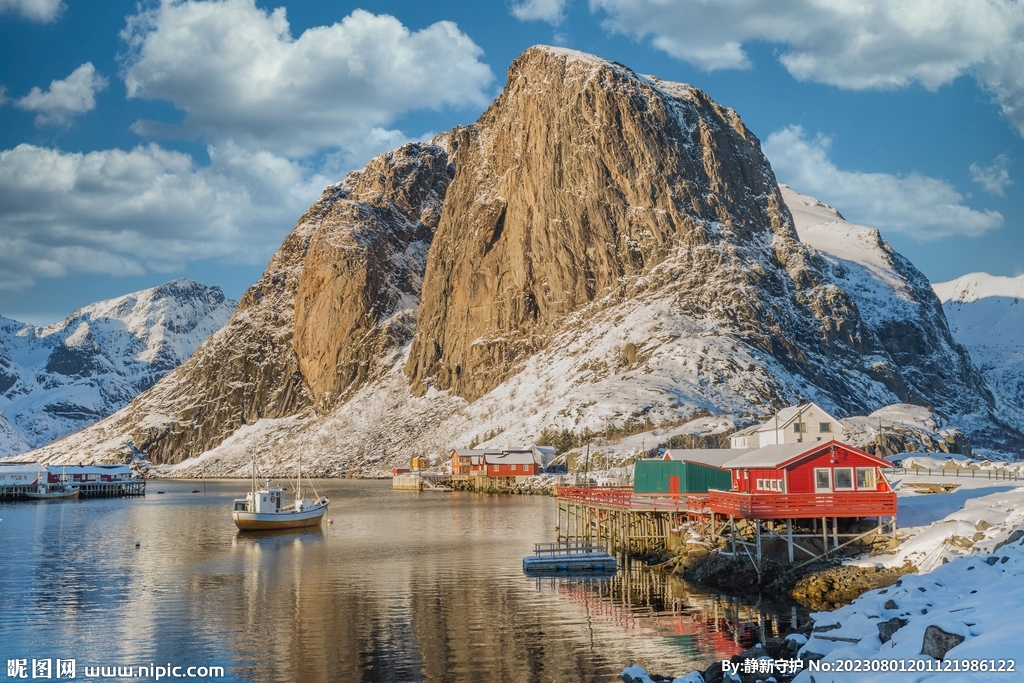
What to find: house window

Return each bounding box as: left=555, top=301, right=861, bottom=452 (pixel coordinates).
left=814, top=468, right=831, bottom=492
left=819, top=422, right=832, bottom=433
left=793, top=422, right=806, bottom=433
left=857, top=467, right=876, bottom=489
left=756, top=478, right=763, bottom=490
left=834, top=468, right=854, bottom=489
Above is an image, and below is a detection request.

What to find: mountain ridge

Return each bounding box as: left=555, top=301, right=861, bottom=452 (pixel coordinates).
left=0, top=278, right=235, bottom=456
left=17, top=45, right=1019, bottom=470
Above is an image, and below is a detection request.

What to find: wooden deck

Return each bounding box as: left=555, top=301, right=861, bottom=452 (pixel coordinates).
left=707, top=490, right=897, bottom=520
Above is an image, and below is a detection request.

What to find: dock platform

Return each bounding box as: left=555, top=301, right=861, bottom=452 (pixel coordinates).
left=522, top=542, right=618, bottom=573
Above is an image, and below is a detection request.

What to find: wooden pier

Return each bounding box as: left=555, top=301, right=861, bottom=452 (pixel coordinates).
left=556, top=486, right=897, bottom=577
left=0, top=480, right=146, bottom=500
left=555, top=486, right=692, bottom=555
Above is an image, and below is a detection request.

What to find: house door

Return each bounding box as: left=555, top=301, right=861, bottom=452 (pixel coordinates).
left=814, top=468, right=831, bottom=493
left=668, top=475, right=680, bottom=495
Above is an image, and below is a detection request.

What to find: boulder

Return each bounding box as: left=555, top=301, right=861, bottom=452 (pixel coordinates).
left=921, top=625, right=965, bottom=660
left=877, top=616, right=908, bottom=644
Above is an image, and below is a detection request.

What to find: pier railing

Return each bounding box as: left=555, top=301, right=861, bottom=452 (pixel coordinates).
left=531, top=542, right=605, bottom=556
left=707, top=490, right=897, bottom=520
left=882, top=467, right=1019, bottom=481
left=555, top=486, right=693, bottom=510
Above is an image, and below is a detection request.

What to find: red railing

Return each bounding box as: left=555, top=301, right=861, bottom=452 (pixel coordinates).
left=556, top=486, right=692, bottom=510
left=707, top=490, right=897, bottom=519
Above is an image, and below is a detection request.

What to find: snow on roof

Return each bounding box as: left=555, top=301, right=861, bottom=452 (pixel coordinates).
left=484, top=451, right=535, bottom=465
left=46, top=464, right=132, bottom=474
left=664, top=449, right=746, bottom=468
left=731, top=424, right=761, bottom=437
left=452, top=448, right=501, bottom=456
left=722, top=440, right=891, bottom=469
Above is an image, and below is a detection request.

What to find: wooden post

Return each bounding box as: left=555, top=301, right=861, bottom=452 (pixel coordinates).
left=755, top=521, right=762, bottom=582
left=832, top=516, right=838, bottom=549
left=787, top=518, right=794, bottom=563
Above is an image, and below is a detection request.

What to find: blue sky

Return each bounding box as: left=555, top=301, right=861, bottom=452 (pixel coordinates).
left=0, top=0, right=1021, bottom=324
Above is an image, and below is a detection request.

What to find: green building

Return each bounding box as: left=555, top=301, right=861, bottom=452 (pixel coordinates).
left=632, top=449, right=735, bottom=494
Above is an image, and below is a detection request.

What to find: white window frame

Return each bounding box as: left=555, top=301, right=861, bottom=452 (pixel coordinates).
left=814, top=468, right=831, bottom=493
left=834, top=467, right=854, bottom=490
left=819, top=422, right=832, bottom=433
left=856, top=467, right=876, bottom=490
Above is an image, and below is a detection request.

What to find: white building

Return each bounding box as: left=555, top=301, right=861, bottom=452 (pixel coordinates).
left=0, top=461, right=43, bottom=487
left=730, top=402, right=843, bottom=449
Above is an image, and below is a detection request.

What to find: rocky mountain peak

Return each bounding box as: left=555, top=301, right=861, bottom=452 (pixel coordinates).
left=406, top=44, right=797, bottom=401
left=19, top=45, right=1018, bottom=469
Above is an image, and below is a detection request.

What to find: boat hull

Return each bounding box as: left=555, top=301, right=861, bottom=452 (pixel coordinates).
left=26, top=489, right=80, bottom=500
left=233, top=504, right=327, bottom=531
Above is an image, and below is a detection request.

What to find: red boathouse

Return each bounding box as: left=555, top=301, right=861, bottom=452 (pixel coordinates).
left=696, top=440, right=897, bottom=572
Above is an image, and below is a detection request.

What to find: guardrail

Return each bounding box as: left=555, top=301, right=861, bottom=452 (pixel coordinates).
left=557, top=486, right=699, bottom=509
left=707, top=490, right=897, bottom=519
left=883, top=467, right=1019, bottom=481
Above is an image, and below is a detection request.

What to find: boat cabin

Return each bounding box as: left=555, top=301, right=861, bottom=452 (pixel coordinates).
left=234, top=485, right=287, bottom=514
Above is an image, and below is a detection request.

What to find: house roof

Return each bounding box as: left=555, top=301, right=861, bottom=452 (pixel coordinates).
left=664, top=449, right=748, bottom=468
left=46, top=464, right=132, bottom=474
left=720, top=440, right=889, bottom=470
left=731, top=424, right=761, bottom=437
left=452, top=449, right=502, bottom=456
left=484, top=451, right=535, bottom=465
left=755, top=402, right=836, bottom=432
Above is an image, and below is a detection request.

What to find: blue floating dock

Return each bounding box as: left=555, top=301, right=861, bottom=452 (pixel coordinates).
left=522, top=542, right=618, bottom=573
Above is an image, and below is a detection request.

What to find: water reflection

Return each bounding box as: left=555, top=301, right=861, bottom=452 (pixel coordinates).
left=532, top=562, right=806, bottom=666
left=1, top=481, right=808, bottom=683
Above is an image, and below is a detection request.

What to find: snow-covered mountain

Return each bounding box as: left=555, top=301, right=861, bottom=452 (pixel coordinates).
left=0, top=279, right=236, bottom=455
left=933, top=272, right=1024, bottom=432
left=23, top=46, right=1016, bottom=473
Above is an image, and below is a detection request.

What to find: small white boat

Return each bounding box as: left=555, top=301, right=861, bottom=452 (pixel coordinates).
left=26, top=482, right=80, bottom=500
left=232, top=448, right=328, bottom=531
left=232, top=483, right=329, bottom=531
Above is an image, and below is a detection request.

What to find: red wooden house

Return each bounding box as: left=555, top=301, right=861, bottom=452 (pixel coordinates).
left=484, top=449, right=537, bottom=477
left=709, top=440, right=895, bottom=519
left=450, top=449, right=501, bottom=475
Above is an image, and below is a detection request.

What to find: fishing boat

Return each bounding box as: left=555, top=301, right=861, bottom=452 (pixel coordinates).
left=26, top=482, right=80, bottom=500
left=232, top=451, right=328, bottom=531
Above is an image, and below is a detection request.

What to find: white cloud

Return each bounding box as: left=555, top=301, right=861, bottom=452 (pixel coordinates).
left=970, top=154, right=1013, bottom=196
left=763, top=126, right=1003, bottom=241
left=14, top=63, right=108, bottom=127
left=591, top=0, right=1024, bottom=135
left=120, top=1, right=494, bottom=157
left=512, top=0, right=568, bottom=25
left=0, top=142, right=329, bottom=290
left=0, top=0, right=64, bottom=23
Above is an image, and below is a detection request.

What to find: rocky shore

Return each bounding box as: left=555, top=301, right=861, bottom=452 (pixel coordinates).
left=672, top=552, right=915, bottom=611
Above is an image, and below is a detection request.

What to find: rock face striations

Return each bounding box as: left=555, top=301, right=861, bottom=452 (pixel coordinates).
left=295, top=142, right=454, bottom=408
left=406, top=48, right=796, bottom=401
left=20, top=45, right=1019, bottom=469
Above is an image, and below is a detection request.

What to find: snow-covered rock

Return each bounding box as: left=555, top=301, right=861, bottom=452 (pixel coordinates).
left=0, top=279, right=235, bottom=452
left=933, top=272, right=1024, bottom=448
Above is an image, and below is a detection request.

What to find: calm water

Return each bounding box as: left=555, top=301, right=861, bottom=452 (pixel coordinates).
left=0, top=480, right=805, bottom=682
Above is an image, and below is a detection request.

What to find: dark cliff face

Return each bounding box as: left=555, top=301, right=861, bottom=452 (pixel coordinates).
left=405, top=47, right=800, bottom=401
left=294, top=142, right=455, bottom=407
